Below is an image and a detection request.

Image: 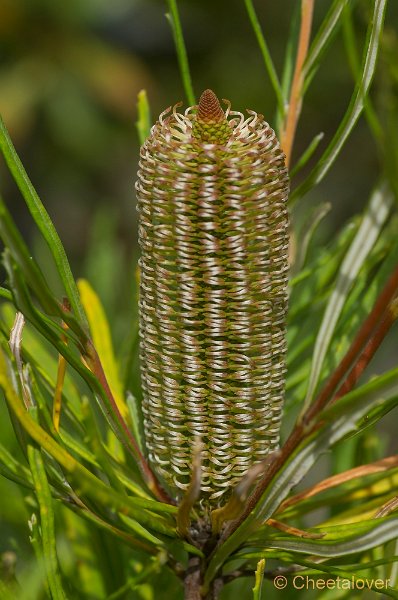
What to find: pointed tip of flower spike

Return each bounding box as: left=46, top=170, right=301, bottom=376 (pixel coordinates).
left=197, top=89, right=225, bottom=123
left=192, top=89, right=231, bottom=144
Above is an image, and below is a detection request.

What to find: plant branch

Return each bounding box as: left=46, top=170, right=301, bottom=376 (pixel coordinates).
left=184, top=556, right=201, bottom=600
left=281, top=0, right=315, bottom=166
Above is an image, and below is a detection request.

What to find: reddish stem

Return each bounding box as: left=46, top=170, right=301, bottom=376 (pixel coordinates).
left=281, top=0, right=315, bottom=166
left=334, top=305, right=397, bottom=401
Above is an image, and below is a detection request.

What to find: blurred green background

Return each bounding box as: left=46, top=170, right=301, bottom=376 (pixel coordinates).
left=1, top=0, right=398, bottom=596
left=1, top=0, right=397, bottom=296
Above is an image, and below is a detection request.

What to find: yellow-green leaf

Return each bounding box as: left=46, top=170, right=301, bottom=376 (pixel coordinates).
left=77, top=279, right=127, bottom=418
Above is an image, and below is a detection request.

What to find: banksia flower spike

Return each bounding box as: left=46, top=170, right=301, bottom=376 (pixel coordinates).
left=136, top=90, right=289, bottom=513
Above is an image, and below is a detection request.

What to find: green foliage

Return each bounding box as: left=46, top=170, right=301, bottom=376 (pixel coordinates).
left=291, top=0, right=388, bottom=203
left=0, top=1, right=398, bottom=599
left=165, top=0, right=196, bottom=106
left=243, top=0, right=285, bottom=119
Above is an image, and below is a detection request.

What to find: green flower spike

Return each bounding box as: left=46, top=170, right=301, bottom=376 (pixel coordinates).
left=136, top=89, right=289, bottom=514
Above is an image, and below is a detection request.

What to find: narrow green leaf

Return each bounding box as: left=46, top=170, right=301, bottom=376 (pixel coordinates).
left=252, top=558, right=265, bottom=600
left=0, top=287, right=12, bottom=301
left=291, top=0, right=388, bottom=203
left=0, top=463, right=32, bottom=490
left=342, top=2, right=384, bottom=144
left=391, top=541, right=398, bottom=588
left=28, top=512, right=47, bottom=590
left=119, top=514, right=166, bottom=547
left=0, top=197, right=86, bottom=345
left=25, top=372, right=97, bottom=488
left=289, top=217, right=358, bottom=317
left=291, top=201, right=331, bottom=276
left=0, top=116, right=88, bottom=327
left=165, top=0, right=195, bottom=106
left=243, top=0, right=284, bottom=117
left=27, top=365, right=58, bottom=435
left=25, top=365, right=96, bottom=469
left=249, top=517, right=398, bottom=559
left=28, top=423, right=66, bottom=599
left=0, top=197, right=60, bottom=316
left=301, top=181, right=393, bottom=413
left=0, top=302, right=82, bottom=419
left=0, top=439, right=31, bottom=479
left=107, top=553, right=167, bottom=600
left=136, top=89, right=152, bottom=146
left=303, top=0, right=351, bottom=90
left=113, top=465, right=153, bottom=500
left=310, top=218, right=398, bottom=390
left=3, top=253, right=84, bottom=371
left=81, top=398, right=128, bottom=496
left=290, top=132, right=324, bottom=178
left=126, top=391, right=145, bottom=454
left=65, top=502, right=156, bottom=555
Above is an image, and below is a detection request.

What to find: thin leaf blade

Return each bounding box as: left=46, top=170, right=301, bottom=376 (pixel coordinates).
left=302, top=181, right=393, bottom=412
left=0, top=116, right=88, bottom=327
left=291, top=0, right=388, bottom=203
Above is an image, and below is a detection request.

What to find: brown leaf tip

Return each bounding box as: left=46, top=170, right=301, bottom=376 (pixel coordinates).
left=197, top=89, right=225, bottom=122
